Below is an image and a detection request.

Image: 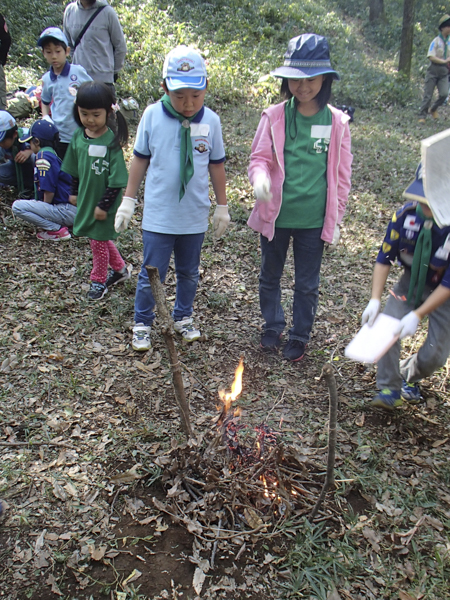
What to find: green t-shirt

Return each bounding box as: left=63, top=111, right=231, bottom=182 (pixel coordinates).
left=62, top=128, right=128, bottom=241
left=276, top=100, right=332, bottom=229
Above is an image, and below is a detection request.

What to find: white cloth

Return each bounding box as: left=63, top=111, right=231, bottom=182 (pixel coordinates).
left=395, top=310, right=420, bottom=339
left=213, top=205, right=230, bottom=239
left=361, top=299, right=381, bottom=327
left=115, top=196, right=137, bottom=232
left=253, top=172, right=272, bottom=202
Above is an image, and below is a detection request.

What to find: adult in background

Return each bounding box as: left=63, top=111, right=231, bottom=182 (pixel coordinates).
left=0, top=13, right=11, bottom=110
left=418, top=14, right=450, bottom=123
left=63, top=0, right=126, bottom=98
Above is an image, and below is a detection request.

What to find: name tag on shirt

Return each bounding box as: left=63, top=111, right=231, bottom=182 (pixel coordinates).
left=190, top=124, right=210, bottom=137
left=88, top=145, right=107, bottom=158
left=404, top=215, right=420, bottom=231
left=311, top=125, right=332, bottom=139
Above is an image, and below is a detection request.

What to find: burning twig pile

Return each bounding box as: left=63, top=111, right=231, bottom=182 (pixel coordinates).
left=149, top=360, right=337, bottom=543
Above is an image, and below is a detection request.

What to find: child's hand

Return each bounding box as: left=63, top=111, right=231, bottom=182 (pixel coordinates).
left=213, top=205, right=230, bottom=239
left=115, top=196, right=137, bottom=232
left=94, top=207, right=108, bottom=220
left=361, top=299, right=381, bottom=327
left=326, top=225, right=340, bottom=251
left=69, top=195, right=78, bottom=206
left=253, top=173, right=272, bottom=203
left=395, top=311, right=420, bottom=339
left=14, top=149, right=33, bottom=164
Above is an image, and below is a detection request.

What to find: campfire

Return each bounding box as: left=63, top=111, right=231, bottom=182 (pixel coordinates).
left=151, top=358, right=338, bottom=539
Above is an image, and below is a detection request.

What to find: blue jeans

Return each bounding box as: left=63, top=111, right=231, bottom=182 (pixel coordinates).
left=259, top=227, right=324, bottom=343
left=134, top=230, right=205, bottom=326
left=12, top=199, right=77, bottom=231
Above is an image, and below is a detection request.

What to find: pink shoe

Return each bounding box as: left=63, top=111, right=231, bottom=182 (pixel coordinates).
left=36, top=227, right=71, bottom=241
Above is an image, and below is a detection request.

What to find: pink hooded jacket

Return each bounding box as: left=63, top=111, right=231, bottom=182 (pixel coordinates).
left=247, top=102, right=352, bottom=243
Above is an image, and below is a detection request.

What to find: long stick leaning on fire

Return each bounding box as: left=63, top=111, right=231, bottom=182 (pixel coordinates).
left=146, top=265, right=193, bottom=439
left=309, top=363, right=338, bottom=520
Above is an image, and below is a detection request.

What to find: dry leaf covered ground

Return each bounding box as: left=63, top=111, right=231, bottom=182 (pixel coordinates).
left=1, top=106, right=450, bottom=600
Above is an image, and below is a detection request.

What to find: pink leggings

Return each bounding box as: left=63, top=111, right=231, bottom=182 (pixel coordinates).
left=90, top=239, right=125, bottom=284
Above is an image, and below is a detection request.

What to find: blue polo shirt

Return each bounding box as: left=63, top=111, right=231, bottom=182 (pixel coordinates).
left=34, top=148, right=72, bottom=204
left=41, top=62, right=92, bottom=143
left=377, top=201, right=450, bottom=290
left=134, top=101, right=226, bottom=235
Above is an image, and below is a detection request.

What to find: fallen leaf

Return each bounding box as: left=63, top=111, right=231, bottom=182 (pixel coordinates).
left=193, top=567, right=206, bottom=595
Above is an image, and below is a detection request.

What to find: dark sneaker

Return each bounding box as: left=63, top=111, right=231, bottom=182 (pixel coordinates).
left=260, top=330, right=282, bottom=351
left=401, top=381, right=422, bottom=404
left=87, top=282, right=108, bottom=301
left=282, top=339, right=306, bottom=362
left=371, top=389, right=402, bottom=411
left=106, top=263, right=132, bottom=288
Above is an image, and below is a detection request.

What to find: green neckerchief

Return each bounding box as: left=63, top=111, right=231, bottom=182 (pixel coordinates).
left=161, top=94, right=199, bottom=200
left=439, top=33, right=449, bottom=59
left=407, top=203, right=434, bottom=308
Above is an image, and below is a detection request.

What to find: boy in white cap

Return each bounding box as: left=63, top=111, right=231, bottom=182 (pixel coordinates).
left=362, top=163, right=450, bottom=410
left=0, top=110, right=34, bottom=196
left=38, top=27, right=91, bottom=158
left=114, top=46, right=229, bottom=351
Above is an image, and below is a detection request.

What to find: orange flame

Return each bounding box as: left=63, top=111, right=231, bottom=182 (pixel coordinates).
left=218, top=357, right=244, bottom=411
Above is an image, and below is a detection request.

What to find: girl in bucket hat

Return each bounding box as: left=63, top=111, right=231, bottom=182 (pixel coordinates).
left=248, top=33, right=352, bottom=362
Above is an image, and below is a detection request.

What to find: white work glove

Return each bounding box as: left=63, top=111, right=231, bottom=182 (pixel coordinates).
left=395, top=311, right=420, bottom=340
left=361, top=299, right=381, bottom=327
left=115, top=196, right=137, bottom=232
left=41, top=115, right=54, bottom=124
left=326, top=224, right=340, bottom=251
left=253, top=173, right=272, bottom=203
left=213, top=205, right=230, bottom=239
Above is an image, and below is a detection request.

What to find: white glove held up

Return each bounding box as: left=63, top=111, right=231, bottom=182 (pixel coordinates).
left=395, top=311, right=420, bottom=340
left=213, top=205, right=230, bottom=239
left=361, top=299, right=381, bottom=327
left=253, top=173, right=272, bottom=203
left=114, top=196, right=137, bottom=232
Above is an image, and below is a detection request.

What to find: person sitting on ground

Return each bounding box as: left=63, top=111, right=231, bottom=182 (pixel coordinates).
left=0, top=111, right=34, bottom=197
left=418, top=14, right=450, bottom=123
left=361, top=164, right=450, bottom=410
left=12, top=119, right=76, bottom=241
left=38, top=27, right=92, bottom=159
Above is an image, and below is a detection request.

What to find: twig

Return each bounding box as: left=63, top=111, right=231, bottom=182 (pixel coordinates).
left=145, top=265, right=193, bottom=440
left=210, top=517, right=222, bottom=568
left=0, top=441, right=76, bottom=448
left=309, top=363, right=338, bottom=520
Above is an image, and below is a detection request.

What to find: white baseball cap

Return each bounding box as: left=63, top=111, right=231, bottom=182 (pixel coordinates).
left=162, top=46, right=207, bottom=91
left=0, top=111, right=16, bottom=142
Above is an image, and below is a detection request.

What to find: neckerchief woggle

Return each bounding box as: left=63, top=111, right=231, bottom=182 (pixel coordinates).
left=161, top=94, right=199, bottom=200
left=407, top=203, right=434, bottom=308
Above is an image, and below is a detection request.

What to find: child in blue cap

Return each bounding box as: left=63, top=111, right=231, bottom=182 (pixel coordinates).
left=38, top=27, right=91, bottom=158
left=114, top=45, right=229, bottom=351
left=12, top=119, right=75, bottom=240
left=362, top=164, right=450, bottom=410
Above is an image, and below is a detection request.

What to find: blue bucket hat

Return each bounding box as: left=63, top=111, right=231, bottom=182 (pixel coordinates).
left=271, top=33, right=340, bottom=80
left=403, top=163, right=428, bottom=204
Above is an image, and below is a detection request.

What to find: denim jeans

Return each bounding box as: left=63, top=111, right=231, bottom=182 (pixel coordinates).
left=259, top=227, right=324, bottom=343
left=12, top=199, right=77, bottom=231
left=134, top=230, right=205, bottom=326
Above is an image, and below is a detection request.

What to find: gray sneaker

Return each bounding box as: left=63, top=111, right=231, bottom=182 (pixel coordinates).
left=132, top=323, right=151, bottom=351
left=173, top=317, right=201, bottom=342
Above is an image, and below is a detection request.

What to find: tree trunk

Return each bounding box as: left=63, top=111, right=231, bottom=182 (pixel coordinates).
left=398, top=0, right=416, bottom=78
left=369, top=0, right=385, bottom=23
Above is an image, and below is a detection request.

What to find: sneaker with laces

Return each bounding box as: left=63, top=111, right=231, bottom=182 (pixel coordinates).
left=260, top=330, right=282, bottom=351
left=173, top=317, right=201, bottom=342
left=401, top=381, right=422, bottom=404
left=87, top=281, right=108, bottom=300
left=282, top=340, right=306, bottom=362
left=37, top=226, right=71, bottom=241
left=106, top=263, right=132, bottom=288
left=371, top=389, right=402, bottom=410
left=132, top=323, right=151, bottom=351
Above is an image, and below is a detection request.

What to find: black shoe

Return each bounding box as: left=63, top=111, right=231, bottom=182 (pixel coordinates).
left=260, top=330, right=282, bottom=351
left=106, top=264, right=132, bottom=288
left=282, top=340, right=306, bottom=362
left=87, top=282, right=108, bottom=300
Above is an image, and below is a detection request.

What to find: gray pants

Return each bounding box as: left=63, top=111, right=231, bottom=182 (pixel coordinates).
left=377, top=271, right=450, bottom=391
left=419, top=63, right=449, bottom=116
left=12, top=199, right=77, bottom=231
